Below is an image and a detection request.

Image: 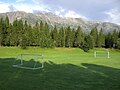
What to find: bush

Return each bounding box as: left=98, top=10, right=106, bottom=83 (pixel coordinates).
left=81, top=42, right=89, bottom=52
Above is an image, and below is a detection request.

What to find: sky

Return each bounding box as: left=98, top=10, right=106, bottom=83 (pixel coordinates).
left=0, top=0, right=120, bottom=25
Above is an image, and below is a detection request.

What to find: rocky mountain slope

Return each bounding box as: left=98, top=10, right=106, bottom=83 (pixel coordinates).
left=0, top=11, right=120, bottom=33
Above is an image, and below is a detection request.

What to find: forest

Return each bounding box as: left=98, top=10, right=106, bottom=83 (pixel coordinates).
left=0, top=16, right=120, bottom=51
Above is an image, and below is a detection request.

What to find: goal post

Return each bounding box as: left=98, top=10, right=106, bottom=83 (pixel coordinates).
left=94, top=50, right=110, bottom=58
left=13, top=54, right=44, bottom=70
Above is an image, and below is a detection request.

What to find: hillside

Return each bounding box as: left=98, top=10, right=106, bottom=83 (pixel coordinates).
left=0, top=11, right=120, bottom=33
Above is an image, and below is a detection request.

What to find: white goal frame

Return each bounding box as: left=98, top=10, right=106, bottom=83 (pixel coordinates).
left=94, top=50, right=110, bottom=58
left=13, top=54, right=44, bottom=70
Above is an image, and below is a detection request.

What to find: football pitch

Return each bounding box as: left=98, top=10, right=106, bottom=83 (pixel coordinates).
left=0, top=47, right=120, bottom=90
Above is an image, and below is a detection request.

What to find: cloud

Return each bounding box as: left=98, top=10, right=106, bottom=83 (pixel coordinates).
left=0, top=0, right=120, bottom=24
left=64, top=10, right=88, bottom=19
left=33, top=0, right=120, bottom=24
left=0, top=1, right=50, bottom=13
left=55, top=7, right=65, bottom=17
left=8, top=5, right=16, bottom=12
left=16, top=0, right=25, bottom=3
left=14, top=4, right=33, bottom=13
left=105, top=8, right=120, bottom=25
left=0, top=2, right=10, bottom=13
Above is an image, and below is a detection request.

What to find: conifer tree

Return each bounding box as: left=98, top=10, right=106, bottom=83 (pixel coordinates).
left=65, top=26, right=72, bottom=47
left=90, top=27, right=98, bottom=47
left=105, top=33, right=113, bottom=48
left=0, top=18, right=3, bottom=46
left=51, top=25, right=58, bottom=47
left=112, top=30, right=119, bottom=48
left=98, top=29, right=105, bottom=47
left=4, top=16, right=9, bottom=45
left=44, top=22, right=52, bottom=47
left=74, top=26, right=84, bottom=47
left=116, top=38, right=120, bottom=49
left=0, top=18, right=6, bottom=46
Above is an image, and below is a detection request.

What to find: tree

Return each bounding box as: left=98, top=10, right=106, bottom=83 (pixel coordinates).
left=0, top=18, right=3, bottom=46
left=11, top=19, right=19, bottom=46
left=65, top=26, right=73, bottom=47
left=97, top=29, right=105, bottom=47
left=32, top=21, right=40, bottom=46
left=4, top=16, right=9, bottom=45
left=105, top=33, right=113, bottom=48
left=116, top=38, right=120, bottom=49
left=51, top=25, right=58, bottom=47
left=6, top=23, right=12, bottom=46
left=20, top=34, right=27, bottom=49
left=90, top=27, right=98, bottom=47
left=112, top=30, right=119, bottom=48
left=0, top=18, right=7, bottom=46
left=74, top=26, right=84, bottom=47
left=39, top=21, right=44, bottom=47
left=82, top=35, right=94, bottom=52
left=44, top=22, right=52, bottom=47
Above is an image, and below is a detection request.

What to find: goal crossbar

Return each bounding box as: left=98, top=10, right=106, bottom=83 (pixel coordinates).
left=94, top=51, right=110, bottom=58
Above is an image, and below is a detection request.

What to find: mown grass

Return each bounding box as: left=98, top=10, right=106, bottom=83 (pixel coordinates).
left=0, top=47, right=120, bottom=90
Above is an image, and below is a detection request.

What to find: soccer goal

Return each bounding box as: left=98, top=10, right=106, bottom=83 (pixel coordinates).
left=13, top=54, right=44, bottom=70
left=94, top=50, right=110, bottom=58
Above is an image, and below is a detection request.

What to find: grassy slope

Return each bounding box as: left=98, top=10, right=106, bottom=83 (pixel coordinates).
left=0, top=47, right=120, bottom=90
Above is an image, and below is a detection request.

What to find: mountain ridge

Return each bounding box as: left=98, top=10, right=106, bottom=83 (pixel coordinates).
left=0, top=11, right=120, bottom=33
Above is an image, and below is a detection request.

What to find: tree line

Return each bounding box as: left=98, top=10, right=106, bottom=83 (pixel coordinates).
left=0, top=16, right=120, bottom=51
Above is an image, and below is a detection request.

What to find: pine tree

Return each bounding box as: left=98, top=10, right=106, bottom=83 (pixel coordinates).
left=0, top=18, right=6, bottom=46
left=58, top=27, right=62, bottom=47
left=74, top=26, right=84, bottom=47
left=6, top=23, right=12, bottom=46
left=98, top=29, right=105, bottom=47
left=71, top=28, right=75, bottom=47
left=112, top=30, right=119, bottom=48
left=27, top=24, right=33, bottom=46
left=44, top=22, right=52, bottom=47
left=39, top=21, right=44, bottom=47
left=82, top=35, right=94, bottom=52
left=51, top=25, right=58, bottom=47
left=33, top=21, right=40, bottom=46
left=116, top=38, right=120, bottom=49
left=90, top=27, right=98, bottom=47
left=11, top=19, right=19, bottom=46
left=0, top=18, right=3, bottom=46
left=4, top=16, right=9, bottom=45
left=65, top=26, right=72, bottom=47
left=105, top=33, right=113, bottom=48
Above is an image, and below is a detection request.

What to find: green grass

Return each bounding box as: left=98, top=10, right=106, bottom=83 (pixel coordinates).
left=0, top=47, right=120, bottom=90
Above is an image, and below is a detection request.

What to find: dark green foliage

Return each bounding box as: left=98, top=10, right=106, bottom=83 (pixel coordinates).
left=98, top=29, right=105, bottom=47
left=81, top=35, right=93, bottom=52
left=51, top=25, right=58, bottom=47
left=0, top=18, right=6, bottom=46
left=20, top=34, right=27, bottom=49
left=105, top=33, right=113, bottom=48
left=112, top=30, right=119, bottom=48
left=0, top=16, right=120, bottom=50
left=116, top=38, right=120, bottom=49
left=0, top=18, right=3, bottom=46
left=65, top=26, right=72, bottom=47
left=90, top=27, right=98, bottom=47
left=86, top=35, right=94, bottom=49
left=74, top=26, right=84, bottom=47
left=82, top=42, right=89, bottom=52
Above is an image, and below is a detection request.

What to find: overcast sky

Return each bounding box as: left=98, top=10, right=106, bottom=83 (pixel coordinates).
left=0, top=0, right=120, bottom=24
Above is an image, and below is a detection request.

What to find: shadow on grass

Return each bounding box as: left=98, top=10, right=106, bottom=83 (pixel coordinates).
left=0, top=58, right=120, bottom=90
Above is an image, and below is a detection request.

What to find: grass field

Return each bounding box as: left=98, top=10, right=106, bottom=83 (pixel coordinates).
left=0, top=47, right=120, bottom=90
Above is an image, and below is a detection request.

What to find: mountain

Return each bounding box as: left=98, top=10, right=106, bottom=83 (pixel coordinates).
left=0, top=11, right=120, bottom=33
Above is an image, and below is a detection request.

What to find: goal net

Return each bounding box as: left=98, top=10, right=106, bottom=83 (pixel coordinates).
left=13, top=54, right=44, bottom=70
left=94, top=50, right=110, bottom=58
